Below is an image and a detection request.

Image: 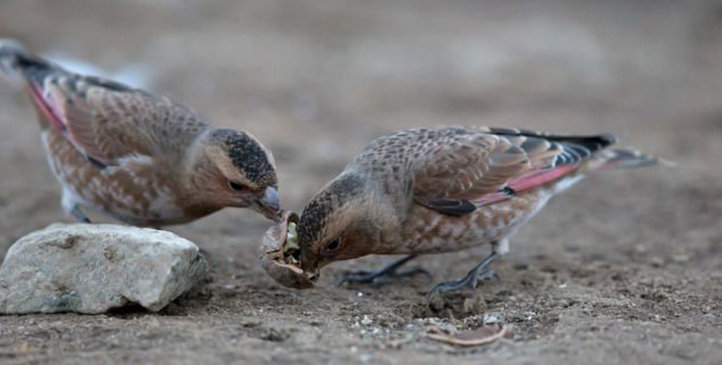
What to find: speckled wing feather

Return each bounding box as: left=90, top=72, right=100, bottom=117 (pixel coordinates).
left=10, top=52, right=208, bottom=167
left=411, top=127, right=616, bottom=214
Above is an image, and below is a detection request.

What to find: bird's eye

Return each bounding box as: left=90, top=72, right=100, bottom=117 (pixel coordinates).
left=228, top=180, right=245, bottom=191
left=325, top=238, right=341, bottom=254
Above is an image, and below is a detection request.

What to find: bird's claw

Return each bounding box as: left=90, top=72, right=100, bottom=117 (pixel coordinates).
left=476, top=269, right=500, bottom=282
left=425, top=270, right=499, bottom=299
left=339, top=266, right=432, bottom=287
left=337, top=255, right=429, bottom=287
left=426, top=252, right=500, bottom=300
left=71, top=205, right=91, bottom=223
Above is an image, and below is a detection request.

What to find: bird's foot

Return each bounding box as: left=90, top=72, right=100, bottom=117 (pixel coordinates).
left=426, top=252, right=500, bottom=299
left=339, top=255, right=431, bottom=287
left=71, top=206, right=91, bottom=223
left=340, top=267, right=432, bottom=287
left=426, top=269, right=499, bottom=297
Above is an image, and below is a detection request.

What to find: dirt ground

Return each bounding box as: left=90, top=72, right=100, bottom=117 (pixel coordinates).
left=1, top=0, right=722, bottom=363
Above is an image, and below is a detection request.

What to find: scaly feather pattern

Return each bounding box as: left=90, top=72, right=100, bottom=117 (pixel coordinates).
left=297, top=125, right=659, bottom=285
left=1, top=39, right=280, bottom=225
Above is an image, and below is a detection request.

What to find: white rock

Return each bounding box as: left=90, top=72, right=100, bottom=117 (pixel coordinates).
left=0, top=223, right=207, bottom=314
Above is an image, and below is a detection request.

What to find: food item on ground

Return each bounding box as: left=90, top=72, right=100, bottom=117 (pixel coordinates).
left=259, top=211, right=317, bottom=289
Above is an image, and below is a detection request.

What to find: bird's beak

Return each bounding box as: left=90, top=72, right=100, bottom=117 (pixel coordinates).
left=306, top=269, right=320, bottom=282
left=299, top=253, right=321, bottom=274
left=253, top=186, right=281, bottom=220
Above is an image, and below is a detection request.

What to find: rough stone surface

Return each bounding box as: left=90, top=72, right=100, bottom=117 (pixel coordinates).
left=0, top=223, right=207, bottom=314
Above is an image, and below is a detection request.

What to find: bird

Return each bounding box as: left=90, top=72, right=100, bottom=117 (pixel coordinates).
left=294, top=126, right=661, bottom=297
left=0, top=39, right=280, bottom=226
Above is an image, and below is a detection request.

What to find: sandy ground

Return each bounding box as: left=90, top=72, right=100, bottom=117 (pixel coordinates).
left=1, top=0, right=722, bottom=363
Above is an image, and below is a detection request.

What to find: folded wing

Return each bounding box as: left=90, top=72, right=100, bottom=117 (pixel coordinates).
left=8, top=50, right=208, bottom=167
left=413, top=127, right=616, bottom=215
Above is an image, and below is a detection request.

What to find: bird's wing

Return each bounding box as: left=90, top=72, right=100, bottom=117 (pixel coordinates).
left=15, top=55, right=208, bottom=167
left=411, top=127, right=616, bottom=215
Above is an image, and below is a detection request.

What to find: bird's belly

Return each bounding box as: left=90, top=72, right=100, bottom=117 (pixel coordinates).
left=399, top=189, right=552, bottom=254
left=41, top=130, right=186, bottom=225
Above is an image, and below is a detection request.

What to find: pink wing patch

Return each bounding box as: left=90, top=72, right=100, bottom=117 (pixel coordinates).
left=474, top=164, right=577, bottom=205
left=28, top=82, right=67, bottom=132
left=28, top=82, right=93, bottom=159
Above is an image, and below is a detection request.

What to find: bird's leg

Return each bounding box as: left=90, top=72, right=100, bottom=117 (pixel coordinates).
left=339, top=255, right=432, bottom=286
left=70, top=205, right=91, bottom=223
left=426, top=251, right=500, bottom=299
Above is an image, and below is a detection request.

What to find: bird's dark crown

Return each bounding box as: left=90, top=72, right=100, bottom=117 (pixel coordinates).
left=210, top=129, right=276, bottom=186
left=298, top=173, right=366, bottom=250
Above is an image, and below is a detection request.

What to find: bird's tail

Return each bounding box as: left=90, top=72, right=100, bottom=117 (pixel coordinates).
left=0, top=38, right=29, bottom=78
left=583, top=147, right=671, bottom=172
left=1, top=38, right=58, bottom=84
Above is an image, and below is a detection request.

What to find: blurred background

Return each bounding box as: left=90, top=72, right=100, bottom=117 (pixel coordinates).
left=1, top=1, right=721, bottom=363
left=1, top=0, right=721, bottom=217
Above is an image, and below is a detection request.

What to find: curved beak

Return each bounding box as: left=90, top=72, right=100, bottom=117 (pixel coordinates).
left=253, top=186, right=281, bottom=220
left=305, top=269, right=320, bottom=283
left=299, top=251, right=320, bottom=274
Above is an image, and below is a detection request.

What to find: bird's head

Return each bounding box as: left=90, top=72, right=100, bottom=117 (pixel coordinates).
left=296, top=172, right=380, bottom=273
left=187, top=128, right=280, bottom=220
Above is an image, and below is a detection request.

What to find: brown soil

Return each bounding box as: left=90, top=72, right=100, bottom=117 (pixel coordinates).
left=1, top=1, right=721, bottom=363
